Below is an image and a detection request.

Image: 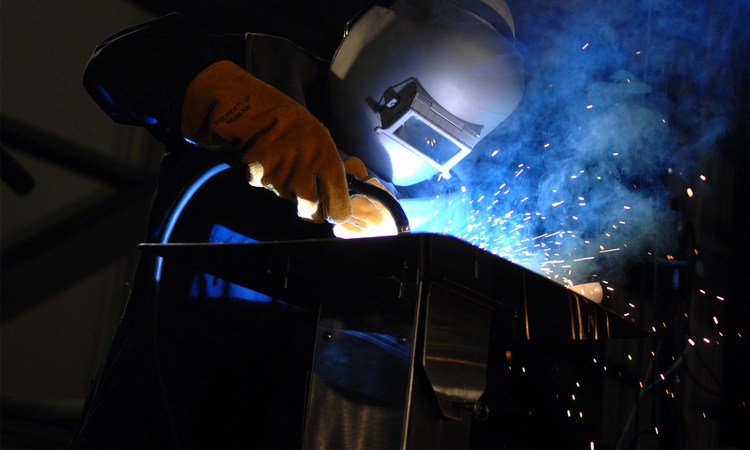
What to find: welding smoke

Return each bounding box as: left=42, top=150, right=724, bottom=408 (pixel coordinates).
left=402, top=0, right=749, bottom=286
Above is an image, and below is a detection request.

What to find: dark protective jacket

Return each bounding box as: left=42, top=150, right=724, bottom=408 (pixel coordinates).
left=72, top=13, right=336, bottom=448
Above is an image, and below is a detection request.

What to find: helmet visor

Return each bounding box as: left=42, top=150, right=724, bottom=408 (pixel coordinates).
left=375, top=79, right=479, bottom=179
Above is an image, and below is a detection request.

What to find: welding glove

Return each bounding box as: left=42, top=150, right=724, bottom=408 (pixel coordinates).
left=181, top=60, right=350, bottom=223
left=334, top=157, right=399, bottom=239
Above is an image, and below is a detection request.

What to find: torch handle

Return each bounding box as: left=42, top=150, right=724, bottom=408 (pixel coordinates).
left=346, top=174, right=410, bottom=234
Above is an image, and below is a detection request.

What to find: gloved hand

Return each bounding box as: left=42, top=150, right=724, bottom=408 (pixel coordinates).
left=181, top=60, right=350, bottom=223
left=334, top=158, right=399, bottom=239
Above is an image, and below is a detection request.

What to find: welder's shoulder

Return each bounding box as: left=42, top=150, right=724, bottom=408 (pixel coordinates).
left=244, top=33, right=327, bottom=107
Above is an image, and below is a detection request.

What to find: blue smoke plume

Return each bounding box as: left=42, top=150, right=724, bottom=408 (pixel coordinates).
left=402, top=0, right=749, bottom=288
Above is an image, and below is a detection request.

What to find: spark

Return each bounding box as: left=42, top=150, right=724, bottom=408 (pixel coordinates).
left=582, top=43, right=589, bottom=50
left=421, top=154, right=660, bottom=293
left=687, top=188, right=694, bottom=197
left=700, top=174, right=707, bottom=181
left=587, top=105, right=593, bottom=109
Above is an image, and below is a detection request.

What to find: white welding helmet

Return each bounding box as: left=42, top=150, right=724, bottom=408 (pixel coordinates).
left=329, top=0, right=524, bottom=186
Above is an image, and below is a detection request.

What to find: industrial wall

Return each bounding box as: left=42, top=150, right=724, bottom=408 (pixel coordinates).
left=1, top=0, right=160, bottom=435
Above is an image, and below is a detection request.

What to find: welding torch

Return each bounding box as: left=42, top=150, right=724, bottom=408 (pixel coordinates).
left=346, top=173, right=410, bottom=234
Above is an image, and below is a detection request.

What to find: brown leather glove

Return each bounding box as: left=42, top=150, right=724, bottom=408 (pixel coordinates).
left=181, top=60, right=350, bottom=223
left=334, top=158, right=398, bottom=239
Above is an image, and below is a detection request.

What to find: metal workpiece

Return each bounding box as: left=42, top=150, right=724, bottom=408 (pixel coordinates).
left=140, top=233, right=647, bottom=448
left=421, top=284, right=492, bottom=421
left=303, top=279, right=420, bottom=449
left=301, top=277, right=495, bottom=449
left=138, top=233, right=644, bottom=340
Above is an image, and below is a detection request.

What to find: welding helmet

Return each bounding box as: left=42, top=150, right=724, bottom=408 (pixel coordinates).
left=329, top=0, right=524, bottom=186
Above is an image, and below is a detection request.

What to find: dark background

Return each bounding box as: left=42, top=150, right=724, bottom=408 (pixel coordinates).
left=1, top=0, right=747, bottom=448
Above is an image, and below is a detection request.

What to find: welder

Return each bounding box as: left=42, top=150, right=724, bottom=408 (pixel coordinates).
left=70, top=0, right=524, bottom=447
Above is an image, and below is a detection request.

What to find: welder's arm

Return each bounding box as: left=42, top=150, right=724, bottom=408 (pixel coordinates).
left=181, top=60, right=352, bottom=223
left=83, top=12, right=244, bottom=139
left=83, top=14, right=353, bottom=224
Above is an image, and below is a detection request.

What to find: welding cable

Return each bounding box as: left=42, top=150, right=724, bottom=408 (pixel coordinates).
left=153, top=162, right=232, bottom=279
left=147, top=162, right=231, bottom=447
